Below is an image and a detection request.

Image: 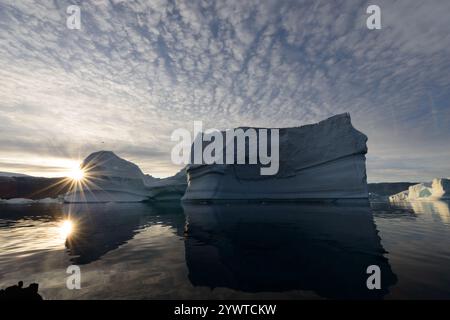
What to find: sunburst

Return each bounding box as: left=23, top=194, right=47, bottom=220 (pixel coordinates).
left=67, top=166, right=85, bottom=181
left=28, top=154, right=113, bottom=203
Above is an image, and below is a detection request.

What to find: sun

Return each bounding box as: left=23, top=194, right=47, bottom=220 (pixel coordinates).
left=68, top=166, right=85, bottom=181
left=59, top=219, right=74, bottom=239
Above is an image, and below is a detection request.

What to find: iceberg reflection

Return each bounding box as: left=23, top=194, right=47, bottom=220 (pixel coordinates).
left=409, top=201, right=450, bottom=224
left=183, top=202, right=397, bottom=299
left=62, top=202, right=185, bottom=264
left=390, top=200, right=450, bottom=224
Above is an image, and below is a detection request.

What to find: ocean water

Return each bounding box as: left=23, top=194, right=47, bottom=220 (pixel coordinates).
left=0, top=200, right=449, bottom=300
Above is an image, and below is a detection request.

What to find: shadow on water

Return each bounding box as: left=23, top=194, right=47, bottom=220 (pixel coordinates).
left=62, top=202, right=185, bottom=265
left=182, top=202, right=397, bottom=299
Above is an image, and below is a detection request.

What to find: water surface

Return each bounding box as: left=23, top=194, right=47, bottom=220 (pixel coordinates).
left=1, top=201, right=449, bottom=299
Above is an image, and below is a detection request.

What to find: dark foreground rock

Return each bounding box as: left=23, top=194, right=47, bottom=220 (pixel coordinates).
left=0, top=281, right=43, bottom=300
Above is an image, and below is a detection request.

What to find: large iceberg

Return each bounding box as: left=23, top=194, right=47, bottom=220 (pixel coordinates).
left=64, top=151, right=186, bottom=203
left=389, top=178, right=450, bottom=201
left=182, top=113, right=369, bottom=201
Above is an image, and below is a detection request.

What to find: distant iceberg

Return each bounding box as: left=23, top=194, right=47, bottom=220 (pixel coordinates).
left=182, top=113, right=369, bottom=201
left=64, top=151, right=186, bottom=203
left=0, top=197, right=60, bottom=204
left=389, top=178, right=450, bottom=201
left=0, top=197, right=36, bottom=204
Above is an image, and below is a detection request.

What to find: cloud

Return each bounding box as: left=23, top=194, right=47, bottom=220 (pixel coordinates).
left=0, top=0, right=449, bottom=180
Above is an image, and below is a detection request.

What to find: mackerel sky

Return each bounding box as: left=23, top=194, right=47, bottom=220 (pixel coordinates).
left=0, top=0, right=449, bottom=181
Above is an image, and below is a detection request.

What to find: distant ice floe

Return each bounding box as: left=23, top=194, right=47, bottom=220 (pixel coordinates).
left=389, top=178, right=450, bottom=201
left=0, top=197, right=60, bottom=204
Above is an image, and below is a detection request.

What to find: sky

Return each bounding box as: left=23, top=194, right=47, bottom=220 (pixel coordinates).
left=0, top=0, right=449, bottom=182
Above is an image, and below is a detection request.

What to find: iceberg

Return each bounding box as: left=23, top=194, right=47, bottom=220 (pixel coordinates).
left=182, top=113, right=369, bottom=201
left=145, top=169, right=187, bottom=201
left=0, top=197, right=36, bottom=204
left=64, top=151, right=150, bottom=203
left=64, top=151, right=187, bottom=203
left=388, top=190, right=409, bottom=202
left=368, top=182, right=417, bottom=201
left=0, top=197, right=60, bottom=204
left=431, top=178, right=450, bottom=199
left=389, top=178, right=450, bottom=201
left=37, top=197, right=61, bottom=204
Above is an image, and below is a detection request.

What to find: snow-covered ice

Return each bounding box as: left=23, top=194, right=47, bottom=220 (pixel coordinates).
left=182, top=113, right=369, bottom=201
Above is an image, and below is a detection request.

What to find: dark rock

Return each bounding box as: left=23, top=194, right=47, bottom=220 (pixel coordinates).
left=0, top=176, right=70, bottom=200
left=0, top=281, right=43, bottom=300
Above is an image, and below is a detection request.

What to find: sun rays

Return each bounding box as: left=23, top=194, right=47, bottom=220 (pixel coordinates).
left=25, top=154, right=110, bottom=203
left=62, top=160, right=103, bottom=203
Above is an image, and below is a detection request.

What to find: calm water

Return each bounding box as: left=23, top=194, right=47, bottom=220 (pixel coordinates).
left=0, top=201, right=449, bottom=299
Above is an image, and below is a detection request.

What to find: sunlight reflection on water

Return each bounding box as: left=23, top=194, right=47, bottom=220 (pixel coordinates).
left=0, top=218, right=75, bottom=257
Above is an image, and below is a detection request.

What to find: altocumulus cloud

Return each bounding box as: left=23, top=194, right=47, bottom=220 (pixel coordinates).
left=0, top=0, right=449, bottom=181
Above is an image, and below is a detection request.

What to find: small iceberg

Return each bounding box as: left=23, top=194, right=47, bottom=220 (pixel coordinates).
left=0, top=197, right=60, bottom=204
left=389, top=178, right=450, bottom=201
left=0, top=198, right=36, bottom=205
